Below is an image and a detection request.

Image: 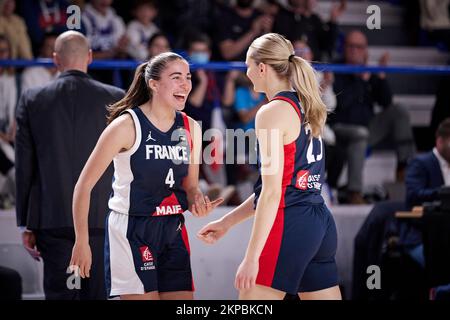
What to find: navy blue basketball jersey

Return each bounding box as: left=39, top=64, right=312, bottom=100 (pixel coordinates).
left=108, top=107, right=192, bottom=216
left=254, top=91, right=325, bottom=207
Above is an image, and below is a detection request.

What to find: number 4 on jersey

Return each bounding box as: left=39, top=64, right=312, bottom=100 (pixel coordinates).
left=165, top=168, right=175, bottom=188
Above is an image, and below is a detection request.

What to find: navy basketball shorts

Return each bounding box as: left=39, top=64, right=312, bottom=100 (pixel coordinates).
left=256, top=203, right=339, bottom=294
left=105, top=211, right=194, bottom=297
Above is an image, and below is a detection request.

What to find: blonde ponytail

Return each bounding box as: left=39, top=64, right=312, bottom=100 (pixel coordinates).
left=290, top=56, right=327, bottom=138
left=248, top=33, right=327, bottom=138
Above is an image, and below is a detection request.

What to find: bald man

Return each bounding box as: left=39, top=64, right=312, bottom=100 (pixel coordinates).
left=15, top=31, right=124, bottom=300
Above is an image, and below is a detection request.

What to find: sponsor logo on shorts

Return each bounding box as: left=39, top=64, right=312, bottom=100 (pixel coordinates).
left=139, top=246, right=155, bottom=271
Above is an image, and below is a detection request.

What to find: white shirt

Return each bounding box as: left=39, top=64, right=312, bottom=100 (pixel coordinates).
left=433, top=147, right=450, bottom=185
left=21, top=66, right=58, bottom=92
left=126, top=20, right=159, bottom=61
left=82, top=4, right=125, bottom=52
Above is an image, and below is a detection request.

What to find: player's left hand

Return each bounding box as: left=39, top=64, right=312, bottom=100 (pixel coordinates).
left=235, top=258, right=259, bottom=290
left=191, top=193, right=223, bottom=217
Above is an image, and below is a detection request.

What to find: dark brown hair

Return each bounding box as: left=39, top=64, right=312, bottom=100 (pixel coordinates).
left=107, top=52, right=185, bottom=124
left=436, top=118, right=450, bottom=139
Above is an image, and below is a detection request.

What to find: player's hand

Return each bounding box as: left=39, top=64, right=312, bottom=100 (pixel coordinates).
left=197, top=219, right=230, bottom=244
left=235, top=258, right=259, bottom=290
left=69, top=241, right=92, bottom=279
left=191, top=193, right=223, bottom=217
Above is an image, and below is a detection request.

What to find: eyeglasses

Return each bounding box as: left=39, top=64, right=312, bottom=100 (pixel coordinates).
left=346, top=43, right=367, bottom=50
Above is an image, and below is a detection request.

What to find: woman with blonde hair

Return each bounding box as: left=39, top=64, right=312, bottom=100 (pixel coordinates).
left=198, top=33, right=341, bottom=300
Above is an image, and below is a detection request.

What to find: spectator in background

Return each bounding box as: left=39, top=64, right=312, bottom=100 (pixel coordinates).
left=0, top=35, right=17, bottom=145
left=233, top=72, right=265, bottom=132
left=233, top=72, right=265, bottom=183
left=82, top=0, right=128, bottom=84
left=273, top=0, right=346, bottom=62
left=406, top=118, right=450, bottom=209
left=185, top=33, right=219, bottom=133
left=147, top=32, right=170, bottom=59
left=259, top=0, right=281, bottom=16
left=20, top=0, right=69, bottom=55
left=156, top=0, right=220, bottom=49
left=184, top=33, right=235, bottom=202
left=221, top=69, right=243, bottom=192
left=220, top=70, right=263, bottom=196
left=0, top=0, right=33, bottom=59
left=126, top=0, right=159, bottom=61
left=400, top=118, right=450, bottom=292
left=0, top=35, right=15, bottom=205
left=82, top=0, right=127, bottom=59
left=330, top=30, right=415, bottom=204
left=419, top=0, right=450, bottom=49
left=21, top=33, right=59, bottom=92
left=216, top=0, right=273, bottom=61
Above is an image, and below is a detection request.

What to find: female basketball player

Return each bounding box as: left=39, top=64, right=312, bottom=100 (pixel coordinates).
left=70, top=52, right=222, bottom=300
left=198, top=33, right=342, bottom=300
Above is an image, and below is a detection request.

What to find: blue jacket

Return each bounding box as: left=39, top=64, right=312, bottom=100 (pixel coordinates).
left=405, top=151, right=444, bottom=209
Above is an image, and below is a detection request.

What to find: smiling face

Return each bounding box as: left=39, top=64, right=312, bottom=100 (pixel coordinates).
left=149, top=59, right=192, bottom=111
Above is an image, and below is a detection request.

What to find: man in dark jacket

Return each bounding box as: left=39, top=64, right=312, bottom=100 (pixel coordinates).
left=406, top=118, right=450, bottom=208
left=330, top=30, right=415, bottom=204
left=15, top=31, right=124, bottom=300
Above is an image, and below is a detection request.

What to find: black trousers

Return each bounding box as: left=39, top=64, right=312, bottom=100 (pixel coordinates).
left=35, top=228, right=106, bottom=300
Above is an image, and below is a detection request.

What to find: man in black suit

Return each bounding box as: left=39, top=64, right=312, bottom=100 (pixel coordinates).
left=405, top=118, right=450, bottom=209
left=15, top=31, right=125, bottom=300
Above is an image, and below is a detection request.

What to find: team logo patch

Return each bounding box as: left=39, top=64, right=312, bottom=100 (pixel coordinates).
left=146, top=131, right=156, bottom=142
left=296, top=170, right=309, bottom=190
left=139, top=246, right=153, bottom=262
